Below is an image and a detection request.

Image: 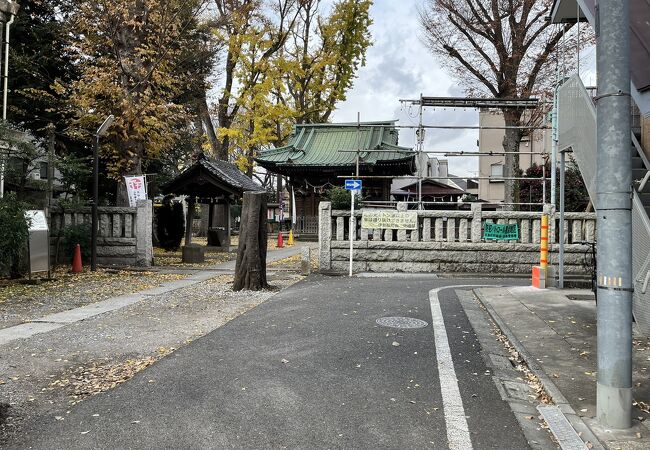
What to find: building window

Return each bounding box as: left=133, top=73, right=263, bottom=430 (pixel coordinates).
left=40, top=161, right=49, bottom=180
left=490, top=163, right=503, bottom=182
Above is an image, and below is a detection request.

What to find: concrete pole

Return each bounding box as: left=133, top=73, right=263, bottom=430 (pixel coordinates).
left=551, top=69, right=559, bottom=207
left=91, top=135, right=99, bottom=271
left=559, top=151, right=565, bottom=288
left=596, top=0, right=633, bottom=429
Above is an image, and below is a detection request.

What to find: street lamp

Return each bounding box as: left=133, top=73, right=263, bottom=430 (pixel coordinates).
left=91, top=115, right=114, bottom=271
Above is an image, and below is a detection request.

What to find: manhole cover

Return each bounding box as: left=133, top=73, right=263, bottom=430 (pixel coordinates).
left=376, top=317, right=428, bottom=329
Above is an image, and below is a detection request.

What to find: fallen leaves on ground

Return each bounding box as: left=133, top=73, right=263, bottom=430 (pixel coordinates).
left=492, top=323, right=553, bottom=404
left=0, top=268, right=187, bottom=307
left=268, top=254, right=301, bottom=268
left=634, top=400, right=650, bottom=413
left=49, top=349, right=173, bottom=404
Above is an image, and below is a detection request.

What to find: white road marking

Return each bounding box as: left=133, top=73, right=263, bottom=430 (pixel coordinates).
left=429, top=286, right=482, bottom=450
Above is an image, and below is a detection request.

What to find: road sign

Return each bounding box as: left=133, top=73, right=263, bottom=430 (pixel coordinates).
left=344, top=179, right=362, bottom=191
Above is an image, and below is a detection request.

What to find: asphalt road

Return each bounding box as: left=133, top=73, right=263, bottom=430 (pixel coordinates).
left=12, top=275, right=534, bottom=449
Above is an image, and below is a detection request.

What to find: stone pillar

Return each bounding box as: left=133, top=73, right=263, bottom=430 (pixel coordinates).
left=423, top=218, right=432, bottom=241
left=459, top=219, right=468, bottom=243
left=446, top=218, right=455, bottom=242
left=223, top=201, right=232, bottom=250
left=135, top=200, right=153, bottom=267
left=336, top=217, right=345, bottom=241
left=185, top=198, right=194, bottom=245
left=435, top=219, right=444, bottom=242
left=585, top=218, right=596, bottom=241
left=301, top=246, right=311, bottom=275
left=397, top=202, right=407, bottom=241
left=471, top=203, right=482, bottom=242
left=318, top=201, right=332, bottom=271
left=349, top=215, right=357, bottom=241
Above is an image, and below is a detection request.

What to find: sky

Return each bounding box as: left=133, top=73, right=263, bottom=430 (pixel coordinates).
left=330, top=0, right=597, bottom=178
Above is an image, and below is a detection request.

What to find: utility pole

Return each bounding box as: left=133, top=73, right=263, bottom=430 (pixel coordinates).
left=46, top=123, right=55, bottom=206
left=596, top=0, right=633, bottom=429
left=417, top=94, right=424, bottom=210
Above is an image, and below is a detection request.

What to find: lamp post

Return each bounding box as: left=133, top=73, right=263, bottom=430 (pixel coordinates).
left=91, top=115, right=114, bottom=271
left=0, top=0, right=20, bottom=199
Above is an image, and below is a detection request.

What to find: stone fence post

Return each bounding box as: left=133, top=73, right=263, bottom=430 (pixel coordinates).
left=319, top=201, right=332, bottom=271
left=471, top=203, right=482, bottom=242
left=396, top=202, right=407, bottom=241
left=135, top=200, right=153, bottom=267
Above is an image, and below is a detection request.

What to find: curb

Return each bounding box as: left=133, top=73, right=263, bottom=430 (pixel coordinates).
left=473, top=288, right=606, bottom=450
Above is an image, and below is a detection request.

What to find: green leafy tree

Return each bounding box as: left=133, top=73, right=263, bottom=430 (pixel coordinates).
left=518, top=160, right=589, bottom=211
left=9, top=0, right=80, bottom=136
left=0, top=192, right=29, bottom=278
left=327, top=186, right=360, bottom=209
left=0, top=122, right=48, bottom=201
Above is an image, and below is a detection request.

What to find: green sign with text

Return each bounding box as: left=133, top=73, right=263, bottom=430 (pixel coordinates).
left=483, top=222, right=519, bottom=241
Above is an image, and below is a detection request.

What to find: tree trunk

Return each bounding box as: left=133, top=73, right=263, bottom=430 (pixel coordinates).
left=198, top=94, right=220, bottom=157
left=502, top=110, right=523, bottom=209
left=233, top=191, right=268, bottom=291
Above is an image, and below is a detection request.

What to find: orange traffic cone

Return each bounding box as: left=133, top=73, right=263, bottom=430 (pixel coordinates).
left=71, top=244, right=83, bottom=273
left=277, top=231, right=284, bottom=248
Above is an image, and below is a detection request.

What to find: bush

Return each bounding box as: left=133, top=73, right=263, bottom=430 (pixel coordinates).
left=327, top=186, right=360, bottom=210
left=0, top=193, right=29, bottom=278
left=156, top=196, right=185, bottom=250
left=62, top=223, right=91, bottom=263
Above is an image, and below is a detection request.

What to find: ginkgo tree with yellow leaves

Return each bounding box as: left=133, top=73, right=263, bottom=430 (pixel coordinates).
left=67, top=0, right=215, bottom=205
left=214, top=0, right=372, bottom=176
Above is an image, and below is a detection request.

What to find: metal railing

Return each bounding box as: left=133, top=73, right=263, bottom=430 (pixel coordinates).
left=558, top=74, right=650, bottom=334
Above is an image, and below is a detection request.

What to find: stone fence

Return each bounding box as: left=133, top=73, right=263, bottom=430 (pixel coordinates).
left=318, top=202, right=596, bottom=275
left=49, top=200, right=153, bottom=267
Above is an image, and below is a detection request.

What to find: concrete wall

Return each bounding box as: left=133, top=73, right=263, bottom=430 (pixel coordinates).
left=319, top=201, right=595, bottom=275
left=49, top=200, right=153, bottom=267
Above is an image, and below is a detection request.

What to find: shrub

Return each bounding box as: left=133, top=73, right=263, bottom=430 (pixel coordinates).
left=327, top=186, right=360, bottom=209
left=156, top=196, right=185, bottom=250
left=62, top=223, right=91, bottom=263
left=0, top=193, right=29, bottom=278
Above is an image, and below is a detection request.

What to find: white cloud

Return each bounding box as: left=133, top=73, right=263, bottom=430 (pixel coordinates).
left=331, top=0, right=480, bottom=177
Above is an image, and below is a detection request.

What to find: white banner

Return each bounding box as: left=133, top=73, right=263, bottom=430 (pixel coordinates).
left=291, top=187, right=296, bottom=225
left=124, top=175, right=147, bottom=207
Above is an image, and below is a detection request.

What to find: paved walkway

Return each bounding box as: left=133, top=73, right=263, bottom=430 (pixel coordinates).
left=10, top=276, right=539, bottom=449
left=476, top=286, right=650, bottom=450
left=0, top=245, right=307, bottom=346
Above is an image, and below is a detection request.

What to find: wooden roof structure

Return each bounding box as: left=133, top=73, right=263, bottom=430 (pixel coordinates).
left=162, top=153, right=263, bottom=200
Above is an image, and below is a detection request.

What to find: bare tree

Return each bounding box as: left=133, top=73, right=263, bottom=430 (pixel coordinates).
left=420, top=0, right=587, bottom=205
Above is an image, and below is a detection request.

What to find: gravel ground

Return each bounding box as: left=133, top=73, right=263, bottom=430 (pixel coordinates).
left=0, top=269, right=305, bottom=446
left=0, top=269, right=188, bottom=329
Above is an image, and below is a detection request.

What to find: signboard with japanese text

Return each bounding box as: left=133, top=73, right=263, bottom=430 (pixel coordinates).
left=483, top=222, right=519, bottom=241
left=124, top=175, right=147, bottom=207
left=25, top=210, right=48, bottom=231
left=25, top=210, right=50, bottom=274
left=361, top=210, right=418, bottom=230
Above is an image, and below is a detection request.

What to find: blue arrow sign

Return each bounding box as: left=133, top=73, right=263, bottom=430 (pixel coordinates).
left=344, top=179, right=362, bottom=191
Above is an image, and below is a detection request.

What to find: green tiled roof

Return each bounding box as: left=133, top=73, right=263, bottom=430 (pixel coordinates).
left=255, top=121, right=414, bottom=168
